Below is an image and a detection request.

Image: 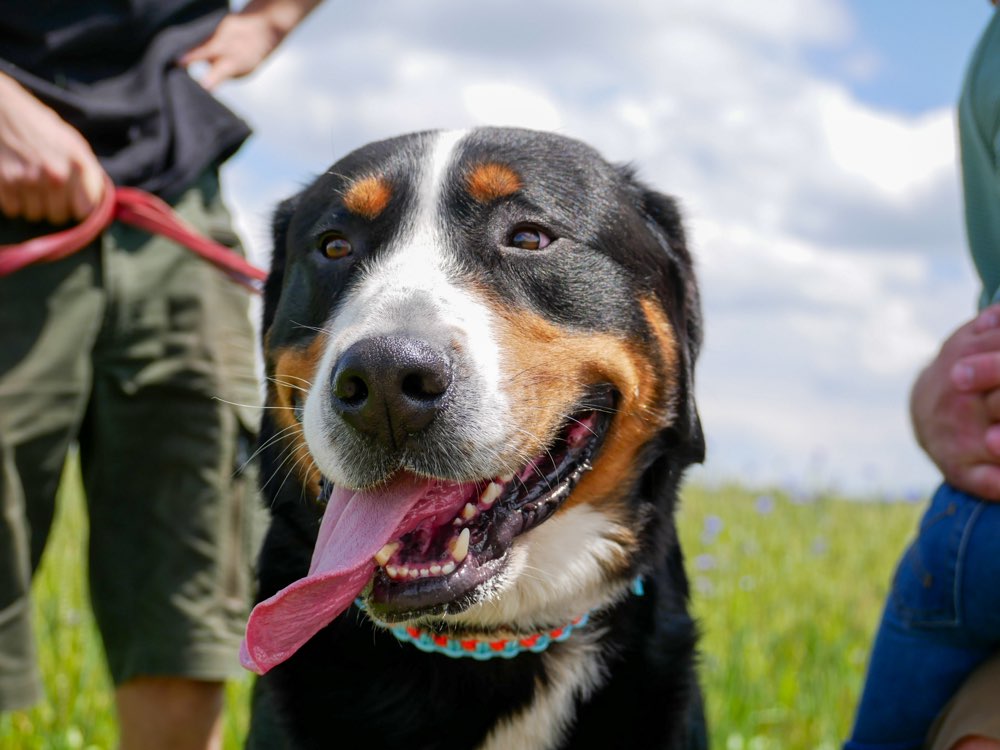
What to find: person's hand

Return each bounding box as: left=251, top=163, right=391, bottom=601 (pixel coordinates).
left=911, top=304, right=1000, bottom=500
left=179, top=0, right=321, bottom=90
left=0, top=73, right=106, bottom=225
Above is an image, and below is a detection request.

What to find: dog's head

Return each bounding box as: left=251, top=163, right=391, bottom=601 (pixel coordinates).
left=245, top=127, right=703, bottom=673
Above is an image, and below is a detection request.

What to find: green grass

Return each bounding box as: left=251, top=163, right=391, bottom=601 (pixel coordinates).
left=0, top=469, right=922, bottom=749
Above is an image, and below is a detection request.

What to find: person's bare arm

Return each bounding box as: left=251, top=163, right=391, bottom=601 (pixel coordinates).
left=0, top=71, right=106, bottom=224
left=179, top=0, right=323, bottom=90
left=911, top=304, right=1000, bottom=499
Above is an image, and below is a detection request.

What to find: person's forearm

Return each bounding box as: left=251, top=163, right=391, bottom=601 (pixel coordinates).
left=238, top=0, right=323, bottom=42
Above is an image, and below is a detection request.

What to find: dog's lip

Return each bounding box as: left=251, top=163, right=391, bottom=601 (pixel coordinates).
left=361, top=385, right=617, bottom=621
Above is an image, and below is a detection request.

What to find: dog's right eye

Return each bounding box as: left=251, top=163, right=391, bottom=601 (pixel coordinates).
left=318, top=232, right=353, bottom=260
left=507, top=225, right=552, bottom=251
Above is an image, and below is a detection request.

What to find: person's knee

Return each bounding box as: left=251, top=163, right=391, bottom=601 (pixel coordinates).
left=117, top=676, right=224, bottom=750
left=950, top=735, right=1000, bottom=750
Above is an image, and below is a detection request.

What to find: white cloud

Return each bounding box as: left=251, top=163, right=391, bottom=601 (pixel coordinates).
left=217, top=0, right=973, bottom=496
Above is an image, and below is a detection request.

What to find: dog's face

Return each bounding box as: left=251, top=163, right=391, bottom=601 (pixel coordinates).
left=261, top=127, right=702, bottom=637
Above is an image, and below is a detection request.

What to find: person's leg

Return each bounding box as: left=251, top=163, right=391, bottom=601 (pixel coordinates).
left=950, top=739, right=1000, bottom=750
left=846, top=485, right=994, bottom=750
left=81, top=171, right=261, bottom=749
left=0, top=231, right=103, bottom=711
left=117, top=676, right=224, bottom=750
left=927, top=652, right=1000, bottom=750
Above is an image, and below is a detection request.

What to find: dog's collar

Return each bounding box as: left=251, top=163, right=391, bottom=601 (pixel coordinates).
left=355, top=578, right=644, bottom=661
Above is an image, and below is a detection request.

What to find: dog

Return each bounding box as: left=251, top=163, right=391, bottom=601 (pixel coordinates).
left=243, top=127, right=708, bottom=749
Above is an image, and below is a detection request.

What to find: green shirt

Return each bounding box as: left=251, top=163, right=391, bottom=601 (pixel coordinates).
left=960, top=9, right=1000, bottom=309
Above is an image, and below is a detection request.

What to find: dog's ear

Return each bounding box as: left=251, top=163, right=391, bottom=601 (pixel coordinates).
left=261, top=194, right=301, bottom=340
left=632, top=181, right=706, bottom=466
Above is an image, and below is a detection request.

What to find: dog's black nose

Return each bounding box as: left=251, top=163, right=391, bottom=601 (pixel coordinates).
left=331, top=337, right=452, bottom=447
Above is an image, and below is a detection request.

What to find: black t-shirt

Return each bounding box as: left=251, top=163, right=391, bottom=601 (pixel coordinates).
left=0, top=1, right=251, bottom=199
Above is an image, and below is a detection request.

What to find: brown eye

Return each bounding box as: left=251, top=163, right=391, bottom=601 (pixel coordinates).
left=319, top=233, right=352, bottom=259
left=509, top=226, right=552, bottom=250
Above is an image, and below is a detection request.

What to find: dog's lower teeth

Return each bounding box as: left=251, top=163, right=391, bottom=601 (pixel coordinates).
left=461, top=503, right=477, bottom=521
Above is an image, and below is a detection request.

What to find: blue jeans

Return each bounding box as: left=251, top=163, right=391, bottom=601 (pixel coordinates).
left=845, top=484, right=1000, bottom=750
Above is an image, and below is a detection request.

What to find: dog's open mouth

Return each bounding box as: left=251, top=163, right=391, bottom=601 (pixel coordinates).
left=241, top=386, right=614, bottom=674
left=364, top=386, right=616, bottom=619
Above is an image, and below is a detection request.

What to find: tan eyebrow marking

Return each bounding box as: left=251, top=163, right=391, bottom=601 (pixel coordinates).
left=466, top=162, right=522, bottom=203
left=343, top=175, right=392, bottom=220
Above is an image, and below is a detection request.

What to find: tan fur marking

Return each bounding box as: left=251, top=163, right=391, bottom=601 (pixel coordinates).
left=493, top=296, right=680, bottom=528
left=343, top=175, right=392, bottom=220
left=466, top=162, right=522, bottom=203
left=268, top=335, right=329, bottom=491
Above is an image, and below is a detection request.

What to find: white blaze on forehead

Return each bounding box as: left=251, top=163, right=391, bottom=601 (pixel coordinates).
left=303, top=130, right=510, bottom=482
left=326, top=130, right=472, bottom=354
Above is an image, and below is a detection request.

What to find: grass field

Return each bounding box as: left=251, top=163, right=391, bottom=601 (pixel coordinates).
left=0, top=465, right=923, bottom=749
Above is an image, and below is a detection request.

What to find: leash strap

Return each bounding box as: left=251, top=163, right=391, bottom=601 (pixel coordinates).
left=0, top=177, right=267, bottom=293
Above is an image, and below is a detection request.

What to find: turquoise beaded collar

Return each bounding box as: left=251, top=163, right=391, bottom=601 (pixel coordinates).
left=355, top=578, right=644, bottom=661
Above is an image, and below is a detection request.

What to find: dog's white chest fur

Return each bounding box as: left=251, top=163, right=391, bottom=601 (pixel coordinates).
left=477, top=634, right=608, bottom=750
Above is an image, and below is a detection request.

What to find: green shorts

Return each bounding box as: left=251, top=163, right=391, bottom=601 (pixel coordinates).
left=0, top=170, right=263, bottom=710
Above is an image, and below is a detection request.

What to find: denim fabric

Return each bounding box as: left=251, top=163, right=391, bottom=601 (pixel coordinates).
left=845, top=484, right=1000, bottom=750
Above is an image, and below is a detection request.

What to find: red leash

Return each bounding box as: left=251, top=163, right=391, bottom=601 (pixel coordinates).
left=0, top=177, right=267, bottom=292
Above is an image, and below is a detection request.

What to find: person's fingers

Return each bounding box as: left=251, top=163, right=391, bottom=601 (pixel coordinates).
left=954, top=462, right=1000, bottom=502
left=41, top=183, right=69, bottom=225
left=68, top=160, right=106, bottom=221
left=986, top=423, right=1000, bottom=458
left=198, top=58, right=240, bottom=90
left=984, top=389, right=1000, bottom=421
left=178, top=37, right=219, bottom=66
left=951, top=352, right=1000, bottom=392
left=973, top=304, right=1000, bottom=333
left=0, top=183, right=22, bottom=219
left=20, top=183, right=45, bottom=222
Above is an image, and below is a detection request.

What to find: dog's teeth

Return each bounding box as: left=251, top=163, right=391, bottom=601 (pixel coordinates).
left=420, top=568, right=430, bottom=577
left=449, top=528, right=470, bottom=563
left=430, top=564, right=442, bottom=575
left=408, top=568, right=420, bottom=579
left=441, top=561, right=456, bottom=575
left=462, top=502, right=478, bottom=521
left=480, top=482, right=502, bottom=508
left=386, top=565, right=398, bottom=578
left=374, top=542, right=400, bottom=567
left=452, top=517, right=463, bottom=526
left=500, top=473, right=515, bottom=483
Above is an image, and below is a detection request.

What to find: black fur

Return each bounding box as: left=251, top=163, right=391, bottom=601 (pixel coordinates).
left=248, top=128, right=707, bottom=749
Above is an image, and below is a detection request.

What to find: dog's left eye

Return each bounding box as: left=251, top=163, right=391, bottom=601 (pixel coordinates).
left=508, top=225, right=552, bottom=251
left=318, top=232, right=353, bottom=259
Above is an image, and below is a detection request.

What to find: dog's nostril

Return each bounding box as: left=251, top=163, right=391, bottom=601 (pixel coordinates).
left=335, top=373, right=369, bottom=407
left=330, top=337, right=454, bottom=446
left=401, top=370, right=448, bottom=402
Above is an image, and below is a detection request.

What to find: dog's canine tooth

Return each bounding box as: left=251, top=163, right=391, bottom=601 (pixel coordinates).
left=480, top=482, right=503, bottom=508
left=374, top=542, right=400, bottom=567
left=461, top=502, right=477, bottom=521
left=449, top=528, right=470, bottom=563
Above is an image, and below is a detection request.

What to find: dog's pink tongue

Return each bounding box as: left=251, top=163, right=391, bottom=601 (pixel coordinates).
left=240, top=474, right=434, bottom=675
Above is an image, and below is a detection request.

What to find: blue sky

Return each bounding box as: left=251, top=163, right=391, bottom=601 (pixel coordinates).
left=817, top=1, right=992, bottom=114
left=218, top=1, right=999, bottom=498
left=836, top=0, right=993, bottom=114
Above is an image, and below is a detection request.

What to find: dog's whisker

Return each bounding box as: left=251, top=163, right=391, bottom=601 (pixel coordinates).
left=243, top=423, right=304, bottom=470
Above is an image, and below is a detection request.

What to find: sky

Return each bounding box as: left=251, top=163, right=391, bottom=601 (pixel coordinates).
left=215, top=0, right=996, bottom=498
